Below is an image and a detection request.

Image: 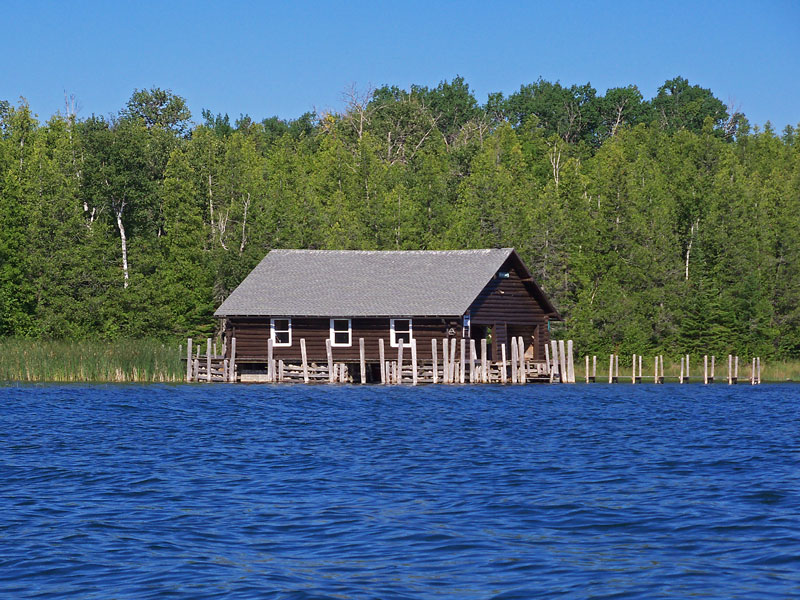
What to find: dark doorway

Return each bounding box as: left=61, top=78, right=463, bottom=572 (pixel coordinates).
left=470, top=325, right=492, bottom=360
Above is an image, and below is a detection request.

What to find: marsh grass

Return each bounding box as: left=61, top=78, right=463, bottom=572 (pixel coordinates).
left=760, top=360, right=800, bottom=382
left=0, top=338, right=183, bottom=383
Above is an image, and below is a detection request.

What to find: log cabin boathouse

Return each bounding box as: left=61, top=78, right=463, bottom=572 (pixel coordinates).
left=213, top=248, right=561, bottom=383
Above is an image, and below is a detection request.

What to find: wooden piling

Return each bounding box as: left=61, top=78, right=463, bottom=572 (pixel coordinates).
left=632, top=354, right=637, bottom=384
left=411, top=339, right=418, bottom=386
left=551, top=341, right=560, bottom=383
left=326, top=338, right=334, bottom=383
left=518, top=337, right=526, bottom=383
left=553, top=340, right=560, bottom=382
left=552, top=340, right=560, bottom=382
left=703, top=355, right=708, bottom=385
left=680, top=356, right=685, bottom=384
left=206, top=338, right=212, bottom=383
left=397, top=339, right=404, bottom=384
left=558, top=340, right=567, bottom=383
left=710, top=355, right=715, bottom=383
left=567, top=340, right=575, bottom=383
left=448, top=338, right=458, bottom=383
left=751, top=357, right=756, bottom=385
left=300, top=338, right=309, bottom=383
left=481, top=338, right=488, bottom=383
left=469, top=339, right=476, bottom=383
left=223, top=359, right=228, bottom=382
left=460, top=338, right=466, bottom=384
left=593, top=355, right=597, bottom=382
left=379, top=339, right=386, bottom=384
left=193, top=357, right=199, bottom=381
left=442, top=338, right=450, bottom=384
left=545, top=343, right=551, bottom=379
left=186, top=338, right=193, bottom=382
left=615, top=354, right=619, bottom=381
left=278, top=359, right=284, bottom=382
left=359, top=338, right=366, bottom=384
left=501, top=343, right=507, bottom=384
left=685, top=354, right=690, bottom=382
left=432, top=339, right=438, bottom=384
left=267, top=338, right=274, bottom=383
left=511, top=337, right=518, bottom=383
left=638, top=355, right=642, bottom=383
left=585, top=355, right=590, bottom=384
left=450, top=339, right=457, bottom=383
left=757, top=357, right=761, bottom=384
left=609, top=354, right=614, bottom=384
left=230, top=337, right=236, bottom=382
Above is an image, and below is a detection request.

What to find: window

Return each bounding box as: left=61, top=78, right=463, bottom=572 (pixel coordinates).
left=330, top=318, right=352, bottom=347
left=270, top=318, right=292, bottom=346
left=390, top=318, right=412, bottom=347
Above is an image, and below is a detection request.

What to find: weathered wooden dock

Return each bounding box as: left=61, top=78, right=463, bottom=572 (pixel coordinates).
left=185, top=336, right=555, bottom=384
left=182, top=337, right=762, bottom=385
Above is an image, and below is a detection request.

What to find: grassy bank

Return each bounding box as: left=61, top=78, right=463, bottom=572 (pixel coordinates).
left=0, top=338, right=183, bottom=383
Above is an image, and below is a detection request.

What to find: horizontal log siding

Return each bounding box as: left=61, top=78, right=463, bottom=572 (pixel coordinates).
left=227, top=317, right=463, bottom=362
left=468, top=259, right=551, bottom=360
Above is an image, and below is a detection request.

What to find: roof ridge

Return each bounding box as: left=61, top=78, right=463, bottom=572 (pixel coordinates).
left=269, top=248, right=513, bottom=254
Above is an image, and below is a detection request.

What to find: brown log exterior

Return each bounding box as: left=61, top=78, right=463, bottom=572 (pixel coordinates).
left=225, top=317, right=459, bottom=362
left=467, top=255, right=550, bottom=360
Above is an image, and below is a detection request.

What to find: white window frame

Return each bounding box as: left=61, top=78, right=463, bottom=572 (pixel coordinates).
left=270, top=318, right=292, bottom=347
left=329, top=318, right=352, bottom=347
left=390, top=318, right=413, bottom=348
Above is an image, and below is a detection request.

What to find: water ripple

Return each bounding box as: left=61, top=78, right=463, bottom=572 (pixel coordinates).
left=1, top=383, right=799, bottom=598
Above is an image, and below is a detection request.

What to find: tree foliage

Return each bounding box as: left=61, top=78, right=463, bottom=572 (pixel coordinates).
left=0, top=78, right=798, bottom=358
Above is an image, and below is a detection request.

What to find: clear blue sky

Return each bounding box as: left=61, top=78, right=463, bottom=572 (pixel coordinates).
left=3, top=0, right=799, bottom=130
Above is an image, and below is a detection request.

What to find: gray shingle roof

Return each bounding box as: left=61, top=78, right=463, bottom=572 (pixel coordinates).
left=214, top=248, right=518, bottom=317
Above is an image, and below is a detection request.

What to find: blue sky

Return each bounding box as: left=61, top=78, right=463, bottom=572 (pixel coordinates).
left=3, top=0, right=799, bottom=129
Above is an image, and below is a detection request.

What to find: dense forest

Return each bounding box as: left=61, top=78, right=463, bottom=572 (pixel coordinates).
left=1, top=77, right=798, bottom=358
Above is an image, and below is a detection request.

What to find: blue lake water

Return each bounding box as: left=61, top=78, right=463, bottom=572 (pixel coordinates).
left=1, top=383, right=799, bottom=599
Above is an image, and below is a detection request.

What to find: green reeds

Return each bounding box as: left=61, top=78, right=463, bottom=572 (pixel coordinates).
left=761, top=360, right=800, bottom=382
left=0, top=338, right=184, bottom=383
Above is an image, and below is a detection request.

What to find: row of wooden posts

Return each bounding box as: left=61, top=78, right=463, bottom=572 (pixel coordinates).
left=182, top=337, right=762, bottom=385
left=184, top=336, right=556, bottom=384
left=586, top=354, right=762, bottom=385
